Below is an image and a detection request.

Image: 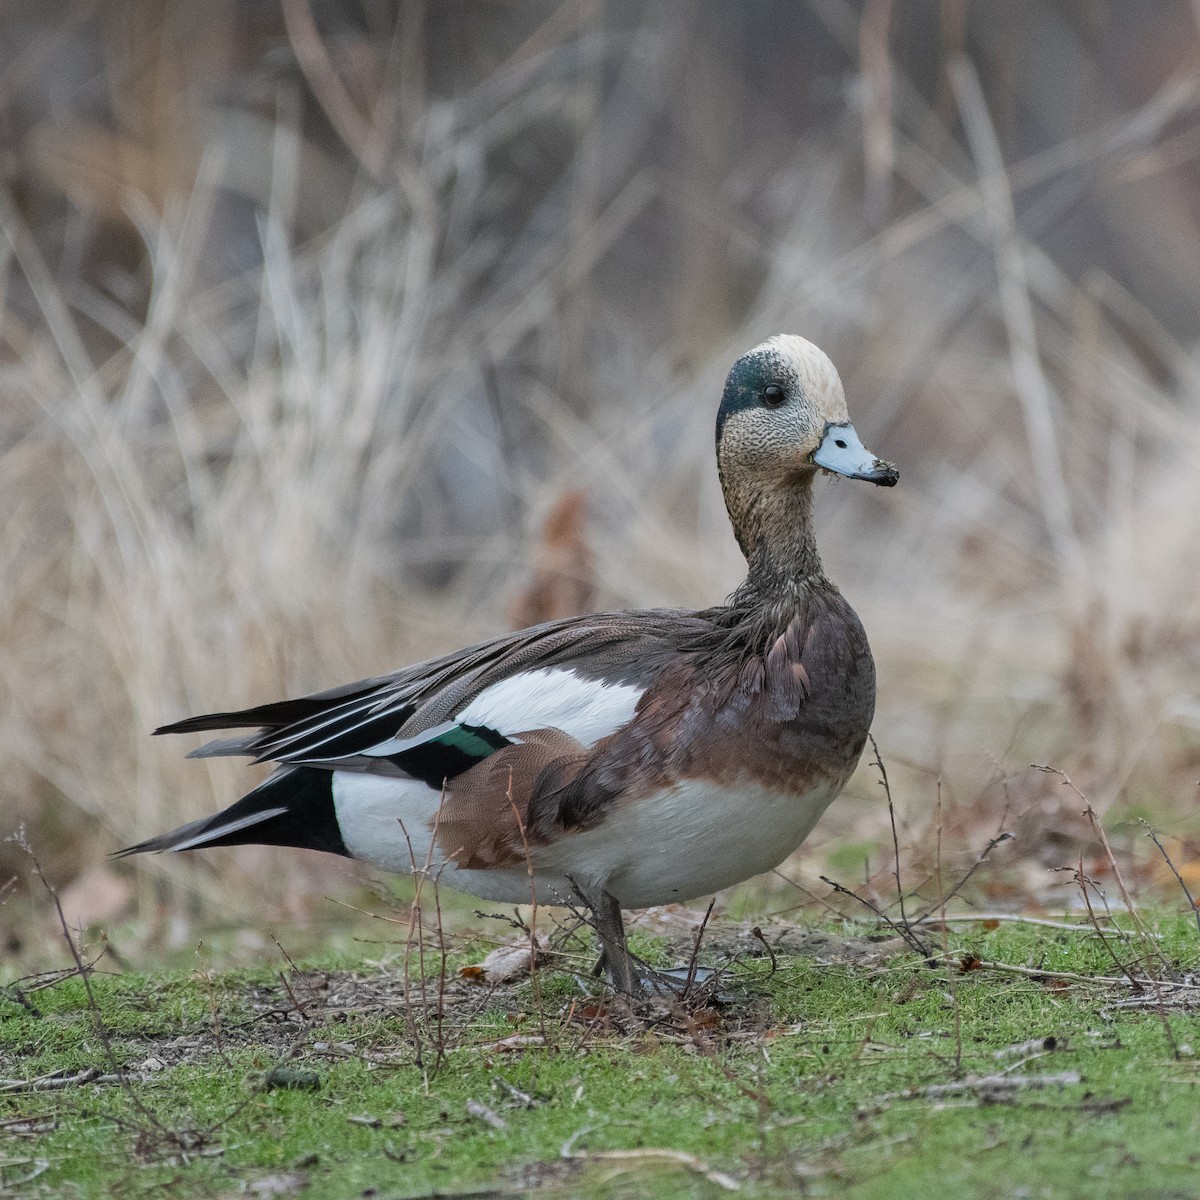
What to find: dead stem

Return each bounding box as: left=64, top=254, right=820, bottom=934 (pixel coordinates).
left=396, top=816, right=426, bottom=1068
left=505, top=768, right=547, bottom=1039
left=196, top=963, right=234, bottom=1068
left=1141, top=818, right=1200, bottom=936
left=869, top=733, right=914, bottom=938
left=681, top=899, right=717, bottom=998
left=935, top=778, right=963, bottom=1073
left=1074, top=858, right=1143, bottom=991
left=749, top=926, right=778, bottom=979
left=953, top=957, right=1200, bottom=991
left=1032, top=765, right=1169, bottom=968
left=913, top=913, right=1155, bottom=934
left=560, top=1143, right=740, bottom=1192
left=913, top=829, right=1015, bottom=922
left=819, top=875, right=931, bottom=958
left=431, top=859, right=451, bottom=1071
left=768, top=870, right=851, bottom=920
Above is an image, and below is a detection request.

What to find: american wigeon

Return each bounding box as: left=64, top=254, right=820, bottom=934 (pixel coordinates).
left=120, top=335, right=898, bottom=995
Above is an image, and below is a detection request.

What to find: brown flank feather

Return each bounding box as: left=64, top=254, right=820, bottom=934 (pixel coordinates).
left=428, top=577, right=873, bottom=872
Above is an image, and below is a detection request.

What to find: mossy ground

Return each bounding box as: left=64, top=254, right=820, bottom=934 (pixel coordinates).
left=3, top=914, right=1200, bottom=1199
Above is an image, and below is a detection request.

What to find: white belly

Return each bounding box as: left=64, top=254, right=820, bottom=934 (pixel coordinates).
left=532, top=777, right=842, bottom=908
left=332, top=771, right=841, bottom=909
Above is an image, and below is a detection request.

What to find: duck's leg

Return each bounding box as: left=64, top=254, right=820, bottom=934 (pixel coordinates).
left=572, top=881, right=640, bottom=996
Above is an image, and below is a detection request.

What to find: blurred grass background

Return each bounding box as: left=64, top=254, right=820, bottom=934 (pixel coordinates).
left=2, top=0, right=1199, bottom=942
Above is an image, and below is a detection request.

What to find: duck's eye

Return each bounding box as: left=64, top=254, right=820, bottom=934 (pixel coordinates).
left=835, top=438, right=847, bottom=448
left=762, top=385, right=785, bottom=407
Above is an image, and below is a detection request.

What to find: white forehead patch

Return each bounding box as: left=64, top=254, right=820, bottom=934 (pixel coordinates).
left=756, top=334, right=849, bottom=423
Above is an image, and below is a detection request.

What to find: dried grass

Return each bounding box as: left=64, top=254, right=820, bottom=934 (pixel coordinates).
left=1, top=2, right=1199, bottom=923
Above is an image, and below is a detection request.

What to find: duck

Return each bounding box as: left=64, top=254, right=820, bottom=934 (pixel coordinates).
left=119, top=335, right=898, bottom=995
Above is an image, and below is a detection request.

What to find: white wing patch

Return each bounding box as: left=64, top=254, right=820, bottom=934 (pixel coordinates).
left=458, top=667, right=643, bottom=746
left=337, top=669, right=640, bottom=760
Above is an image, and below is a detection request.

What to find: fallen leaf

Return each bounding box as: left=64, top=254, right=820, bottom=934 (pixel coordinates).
left=571, top=1003, right=609, bottom=1022
left=459, top=934, right=548, bottom=984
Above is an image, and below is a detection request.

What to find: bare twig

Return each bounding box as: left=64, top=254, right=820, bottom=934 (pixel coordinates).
left=2, top=954, right=110, bottom=1015
left=492, top=1074, right=538, bottom=1109
left=1141, top=819, right=1200, bottom=936
left=1034, top=765, right=1169, bottom=968
left=395, top=814, right=432, bottom=1068
left=506, top=768, right=547, bottom=1037
left=276, top=969, right=312, bottom=1023
left=17, top=839, right=257, bottom=1157
left=879, top=1071, right=1081, bottom=1104
left=994, top=1036, right=1060, bottom=1060
left=913, top=913, right=1120, bottom=934
left=1074, top=857, right=1143, bottom=990
left=869, top=733, right=914, bottom=940
left=681, top=899, right=717, bottom=998
left=768, top=870, right=850, bottom=920
left=914, top=830, right=1015, bottom=922
left=465, top=1098, right=507, bottom=1131
left=196, top=962, right=234, bottom=1068
left=955, top=957, right=1200, bottom=991
left=0, top=1067, right=159, bottom=1093
left=819, top=875, right=931, bottom=958
left=749, top=926, right=778, bottom=979
left=1076, top=853, right=1180, bottom=1057
left=934, top=777, right=963, bottom=1073
left=561, top=1143, right=740, bottom=1192
left=431, top=859, right=451, bottom=1071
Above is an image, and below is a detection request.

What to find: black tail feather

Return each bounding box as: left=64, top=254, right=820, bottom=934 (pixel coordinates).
left=154, top=701, right=331, bottom=736
left=115, top=767, right=349, bottom=859
left=152, top=677, right=392, bottom=737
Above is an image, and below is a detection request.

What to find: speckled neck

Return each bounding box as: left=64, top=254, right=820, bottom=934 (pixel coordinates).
left=722, top=470, right=825, bottom=601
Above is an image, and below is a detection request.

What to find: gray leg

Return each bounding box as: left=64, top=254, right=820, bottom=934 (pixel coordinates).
left=571, top=881, right=640, bottom=997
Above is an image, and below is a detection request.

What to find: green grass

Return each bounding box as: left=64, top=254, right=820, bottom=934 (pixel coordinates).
left=3, top=917, right=1200, bottom=1198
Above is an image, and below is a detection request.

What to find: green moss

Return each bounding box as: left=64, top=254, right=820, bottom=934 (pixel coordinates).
left=4, top=919, right=1200, bottom=1198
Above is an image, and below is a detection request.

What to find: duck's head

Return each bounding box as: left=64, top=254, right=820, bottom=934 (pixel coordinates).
left=715, top=335, right=898, bottom=491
